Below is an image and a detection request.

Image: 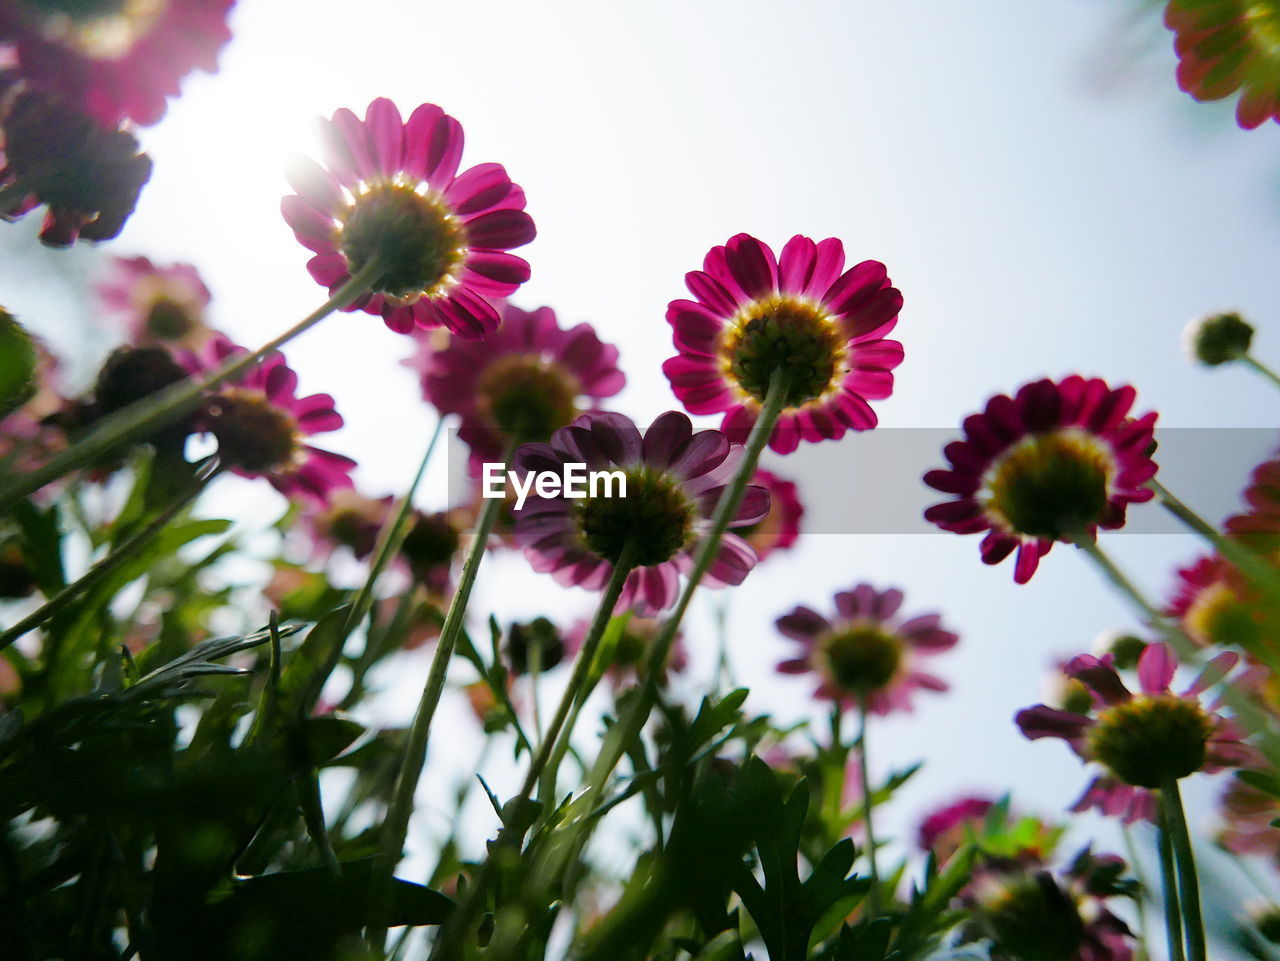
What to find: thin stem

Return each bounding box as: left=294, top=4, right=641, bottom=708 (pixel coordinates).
left=1158, top=806, right=1188, bottom=961
left=1120, top=824, right=1151, bottom=961
left=368, top=464, right=507, bottom=954
left=1163, top=779, right=1207, bottom=961
left=583, top=369, right=791, bottom=804
left=856, top=699, right=881, bottom=916
left=530, top=541, right=637, bottom=811
left=1150, top=479, right=1280, bottom=613
left=0, top=261, right=383, bottom=512
left=0, top=459, right=218, bottom=653
left=1243, top=355, right=1280, bottom=393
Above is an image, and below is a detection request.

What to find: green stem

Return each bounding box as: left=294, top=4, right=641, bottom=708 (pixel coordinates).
left=0, top=261, right=383, bottom=513
left=0, top=458, right=218, bottom=653
left=1150, top=479, right=1280, bottom=616
left=1163, top=779, right=1207, bottom=961
left=368, top=465, right=506, bottom=953
left=1243, top=355, right=1280, bottom=393
left=856, top=699, right=881, bottom=916
left=582, top=370, right=791, bottom=804
left=531, top=541, right=636, bottom=812
left=1158, top=807, right=1188, bottom=961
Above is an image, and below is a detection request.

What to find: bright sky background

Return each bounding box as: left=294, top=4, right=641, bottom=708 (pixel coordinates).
left=6, top=0, right=1280, bottom=953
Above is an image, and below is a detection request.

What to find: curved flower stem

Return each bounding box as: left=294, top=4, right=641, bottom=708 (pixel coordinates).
left=0, top=261, right=383, bottom=513
left=1243, top=355, right=1280, bottom=393
left=0, top=457, right=219, bottom=653
left=1158, top=806, right=1188, bottom=961
left=582, top=369, right=791, bottom=805
left=368, top=453, right=507, bottom=954
left=1162, top=779, right=1207, bottom=961
left=531, top=541, right=637, bottom=813
left=856, top=698, right=881, bottom=916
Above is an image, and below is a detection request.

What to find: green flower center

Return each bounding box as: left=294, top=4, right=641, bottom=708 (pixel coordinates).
left=1086, top=694, right=1214, bottom=788
left=477, top=354, right=580, bottom=443
left=144, top=295, right=196, bottom=341
left=207, top=388, right=301, bottom=474
left=982, top=875, right=1085, bottom=961
left=721, top=296, right=845, bottom=408
left=982, top=429, right=1116, bottom=541
left=819, top=625, right=903, bottom=695
left=578, top=469, right=694, bottom=567
left=340, top=183, right=466, bottom=301
left=400, top=512, right=460, bottom=580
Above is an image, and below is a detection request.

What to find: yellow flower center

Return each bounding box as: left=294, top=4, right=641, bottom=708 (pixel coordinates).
left=339, top=182, right=467, bottom=302
left=1086, top=694, right=1213, bottom=789
left=476, top=354, right=580, bottom=444
left=818, top=623, right=903, bottom=696
left=31, top=0, right=170, bottom=60
left=720, top=295, right=847, bottom=408
left=207, top=387, right=302, bottom=474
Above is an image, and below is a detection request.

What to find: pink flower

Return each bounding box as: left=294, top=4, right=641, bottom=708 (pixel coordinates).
left=0, top=0, right=234, bottom=126
left=183, top=336, right=355, bottom=504
left=282, top=98, right=535, bottom=340
left=0, top=73, right=151, bottom=246
left=775, top=583, right=958, bottom=715
left=511, top=411, right=769, bottom=613
left=736, top=468, right=803, bottom=562
left=1016, top=643, right=1261, bottom=824
left=408, top=302, right=624, bottom=461
left=662, top=233, right=903, bottom=455
left=1166, top=0, right=1280, bottom=129
left=97, top=256, right=214, bottom=350
left=924, top=376, right=1158, bottom=583
left=564, top=610, right=689, bottom=688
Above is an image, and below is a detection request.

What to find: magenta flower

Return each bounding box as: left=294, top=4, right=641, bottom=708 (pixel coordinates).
left=961, top=847, right=1136, bottom=961
left=662, top=233, right=903, bottom=454
left=775, top=583, right=958, bottom=715
left=409, top=302, right=624, bottom=461
left=282, top=98, right=535, bottom=340
left=918, top=796, right=996, bottom=854
left=511, top=411, right=769, bottom=613
left=737, top=469, right=804, bottom=562
left=98, top=255, right=214, bottom=350
left=0, top=0, right=234, bottom=126
left=1166, top=0, right=1280, bottom=130
left=565, top=610, right=690, bottom=688
left=1016, top=643, right=1260, bottom=824
left=184, top=336, right=355, bottom=504
left=0, top=74, right=151, bottom=246
left=924, top=377, right=1158, bottom=584
left=295, top=489, right=394, bottom=563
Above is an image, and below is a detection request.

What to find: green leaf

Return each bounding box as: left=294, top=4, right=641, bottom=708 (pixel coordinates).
left=304, top=713, right=365, bottom=765
left=276, top=606, right=353, bottom=721
left=0, top=310, right=37, bottom=418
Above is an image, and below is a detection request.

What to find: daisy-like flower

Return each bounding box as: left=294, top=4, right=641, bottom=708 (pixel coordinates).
left=565, top=610, right=689, bottom=687
left=775, top=583, right=958, bottom=715
left=961, top=847, right=1136, bottom=961
left=281, top=98, right=535, bottom=340
left=410, top=302, right=624, bottom=461
left=924, top=377, right=1158, bottom=584
left=97, top=256, right=214, bottom=350
left=0, top=0, right=234, bottom=126
left=1166, top=0, right=1280, bottom=129
left=0, top=74, right=151, bottom=246
left=1016, top=643, right=1260, bottom=824
left=918, top=795, right=1063, bottom=866
left=295, top=488, right=393, bottom=563
left=511, top=410, right=769, bottom=613
left=735, top=468, right=803, bottom=562
left=1166, top=553, right=1262, bottom=648
left=662, top=233, right=903, bottom=455
left=183, top=336, right=355, bottom=504
left=400, top=509, right=461, bottom=598
left=1218, top=772, right=1280, bottom=864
